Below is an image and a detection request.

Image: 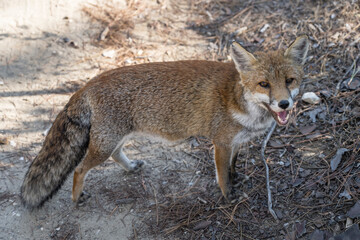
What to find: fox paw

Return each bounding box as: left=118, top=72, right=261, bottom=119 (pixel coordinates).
left=227, top=188, right=238, bottom=202
left=230, top=172, right=240, bottom=184
left=128, top=160, right=144, bottom=172
left=77, top=191, right=91, bottom=206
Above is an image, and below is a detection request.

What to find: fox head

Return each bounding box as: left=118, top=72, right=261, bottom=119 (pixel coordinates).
left=230, top=36, right=309, bottom=125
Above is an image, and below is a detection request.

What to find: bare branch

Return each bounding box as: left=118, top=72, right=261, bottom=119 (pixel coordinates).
left=261, top=121, right=278, bottom=221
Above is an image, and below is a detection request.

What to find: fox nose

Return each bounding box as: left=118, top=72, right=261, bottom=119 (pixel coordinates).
left=278, top=100, right=290, bottom=110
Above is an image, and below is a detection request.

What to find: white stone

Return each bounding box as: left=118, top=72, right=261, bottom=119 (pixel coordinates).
left=302, top=92, right=321, bottom=104
left=102, top=49, right=116, bottom=58
left=124, top=58, right=133, bottom=64
left=9, top=140, right=16, bottom=147
left=260, top=24, right=270, bottom=33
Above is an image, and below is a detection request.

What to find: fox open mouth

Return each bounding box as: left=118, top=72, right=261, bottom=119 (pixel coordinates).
left=263, top=103, right=290, bottom=125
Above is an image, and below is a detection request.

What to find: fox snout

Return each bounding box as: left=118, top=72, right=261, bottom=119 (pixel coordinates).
left=270, top=97, right=294, bottom=112
left=265, top=98, right=292, bottom=125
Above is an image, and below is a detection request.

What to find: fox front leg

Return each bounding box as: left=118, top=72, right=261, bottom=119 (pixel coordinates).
left=213, top=144, right=235, bottom=200
left=230, top=148, right=239, bottom=184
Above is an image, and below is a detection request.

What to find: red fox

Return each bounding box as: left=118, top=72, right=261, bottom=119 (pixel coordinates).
left=21, top=36, right=309, bottom=209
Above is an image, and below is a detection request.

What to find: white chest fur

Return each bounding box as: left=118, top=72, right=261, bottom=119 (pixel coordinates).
left=231, top=101, right=274, bottom=146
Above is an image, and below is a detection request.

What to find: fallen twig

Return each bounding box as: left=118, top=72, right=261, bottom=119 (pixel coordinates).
left=335, top=56, right=360, bottom=96
left=261, top=121, right=278, bottom=221
left=150, top=183, right=159, bottom=226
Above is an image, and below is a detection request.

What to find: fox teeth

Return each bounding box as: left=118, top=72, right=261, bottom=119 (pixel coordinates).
left=277, top=112, right=289, bottom=124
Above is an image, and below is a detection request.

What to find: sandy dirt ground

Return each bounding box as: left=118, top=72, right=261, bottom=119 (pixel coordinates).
left=0, top=0, right=212, bottom=239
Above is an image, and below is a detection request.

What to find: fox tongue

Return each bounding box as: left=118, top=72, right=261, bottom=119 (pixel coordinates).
left=277, top=111, right=288, bottom=123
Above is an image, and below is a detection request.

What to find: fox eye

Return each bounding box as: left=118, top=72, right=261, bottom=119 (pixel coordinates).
left=286, top=78, right=295, bottom=85
left=259, top=81, right=270, bottom=88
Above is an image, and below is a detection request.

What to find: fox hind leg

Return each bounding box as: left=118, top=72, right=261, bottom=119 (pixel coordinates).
left=111, top=144, right=144, bottom=172
left=72, top=142, right=112, bottom=203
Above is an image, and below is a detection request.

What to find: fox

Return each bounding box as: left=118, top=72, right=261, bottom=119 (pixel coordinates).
left=20, top=36, right=309, bottom=209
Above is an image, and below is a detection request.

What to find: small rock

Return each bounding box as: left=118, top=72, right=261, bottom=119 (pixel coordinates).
left=275, top=209, right=283, bottom=220
left=346, top=200, right=360, bottom=218
left=277, top=183, right=288, bottom=191
left=9, top=140, right=16, bottom=147
left=98, top=27, right=109, bottom=41
left=299, top=169, right=312, bottom=178
left=341, top=77, right=360, bottom=91
left=310, top=229, right=324, bottom=240
left=315, top=191, right=324, bottom=198
left=235, top=27, right=247, bottom=35
left=331, top=148, right=349, bottom=171
left=295, top=220, right=307, bottom=237
left=292, top=178, right=304, bottom=187
left=102, top=50, right=116, bottom=58
left=319, top=90, right=331, bottom=98
left=345, top=218, right=353, bottom=229
left=339, top=189, right=351, bottom=200
left=125, top=58, right=133, bottom=64
left=312, top=43, right=320, bottom=48
left=305, top=108, right=323, bottom=123
left=302, top=92, right=321, bottom=104
left=335, top=215, right=347, bottom=222
left=69, top=41, right=79, bottom=49
left=299, top=125, right=317, bottom=135
left=260, top=24, right=270, bottom=33
left=193, top=220, right=212, bottom=230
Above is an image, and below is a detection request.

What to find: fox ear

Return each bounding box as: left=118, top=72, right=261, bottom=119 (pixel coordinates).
left=230, top=42, right=257, bottom=72
left=284, top=35, right=309, bottom=65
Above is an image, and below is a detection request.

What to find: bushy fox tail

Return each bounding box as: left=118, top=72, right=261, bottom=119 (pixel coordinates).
left=20, top=94, right=91, bottom=209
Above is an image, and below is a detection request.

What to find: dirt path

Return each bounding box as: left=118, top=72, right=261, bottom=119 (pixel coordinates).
left=0, top=0, right=211, bottom=239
